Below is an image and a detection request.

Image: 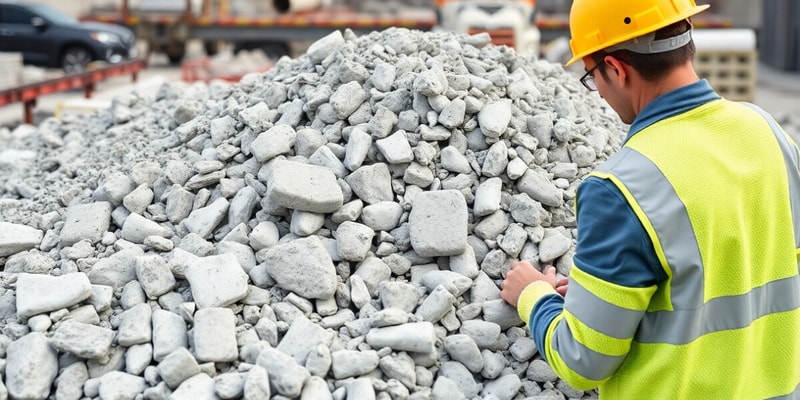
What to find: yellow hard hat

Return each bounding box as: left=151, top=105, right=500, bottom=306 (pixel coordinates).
left=565, top=0, right=710, bottom=66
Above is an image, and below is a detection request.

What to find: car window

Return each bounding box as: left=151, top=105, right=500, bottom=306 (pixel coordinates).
left=26, top=4, right=78, bottom=25
left=1, top=6, right=36, bottom=25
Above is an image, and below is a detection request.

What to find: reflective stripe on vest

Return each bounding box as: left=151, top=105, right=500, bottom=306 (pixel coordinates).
left=769, top=382, right=800, bottom=400
left=549, top=313, right=627, bottom=381
left=594, top=147, right=705, bottom=312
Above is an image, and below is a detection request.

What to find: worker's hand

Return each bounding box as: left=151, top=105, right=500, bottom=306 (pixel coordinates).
left=555, top=276, right=569, bottom=296
left=500, top=260, right=558, bottom=307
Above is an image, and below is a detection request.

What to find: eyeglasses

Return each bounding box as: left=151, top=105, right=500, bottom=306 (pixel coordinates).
left=580, top=62, right=604, bottom=91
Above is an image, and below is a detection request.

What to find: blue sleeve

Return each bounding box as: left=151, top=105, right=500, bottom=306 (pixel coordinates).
left=530, top=294, right=564, bottom=357
left=528, top=176, right=664, bottom=361
left=572, top=176, right=665, bottom=286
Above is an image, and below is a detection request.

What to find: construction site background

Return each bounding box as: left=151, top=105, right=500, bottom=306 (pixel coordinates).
left=1, top=0, right=797, bottom=134
left=29, top=0, right=763, bottom=30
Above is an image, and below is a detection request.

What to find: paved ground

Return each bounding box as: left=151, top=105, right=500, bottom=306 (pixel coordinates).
left=1, top=54, right=799, bottom=139
left=754, top=63, right=800, bottom=116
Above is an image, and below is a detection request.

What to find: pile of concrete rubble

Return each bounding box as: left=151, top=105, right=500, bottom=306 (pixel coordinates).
left=0, top=27, right=626, bottom=400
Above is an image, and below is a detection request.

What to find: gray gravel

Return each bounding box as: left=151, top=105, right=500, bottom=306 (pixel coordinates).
left=0, top=27, right=628, bottom=398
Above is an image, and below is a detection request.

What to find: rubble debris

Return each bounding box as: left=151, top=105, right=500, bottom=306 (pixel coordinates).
left=0, top=27, right=628, bottom=398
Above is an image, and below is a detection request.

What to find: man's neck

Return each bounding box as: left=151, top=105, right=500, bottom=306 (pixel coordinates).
left=634, top=62, right=700, bottom=116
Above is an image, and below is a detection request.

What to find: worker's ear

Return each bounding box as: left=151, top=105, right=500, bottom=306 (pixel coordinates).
left=603, top=55, right=630, bottom=87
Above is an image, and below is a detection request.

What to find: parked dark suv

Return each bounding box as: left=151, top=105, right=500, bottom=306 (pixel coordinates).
left=0, top=1, right=136, bottom=73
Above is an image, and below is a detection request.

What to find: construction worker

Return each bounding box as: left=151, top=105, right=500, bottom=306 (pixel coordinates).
left=500, top=0, right=800, bottom=398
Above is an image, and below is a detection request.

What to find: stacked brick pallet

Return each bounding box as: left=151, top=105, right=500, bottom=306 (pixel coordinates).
left=0, top=53, right=22, bottom=91
left=693, top=29, right=757, bottom=102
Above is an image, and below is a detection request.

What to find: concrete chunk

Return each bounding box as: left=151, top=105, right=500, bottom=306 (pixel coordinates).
left=158, top=347, right=201, bottom=389
left=307, top=30, right=344, bottom=63
left=122, top=212, right=172, bottom=243
left=55, top=362, right=89, bottom=400
left=256, top=347, right=310, bottom=398
left=277, top=316, right=334, bottom=365
left=117, top=303, right=153, bottom=346
left=16, top=272, right=92, bottom=318
left=344, top=127, right=373, bottom=171
left=135, top=255, right=177, bottom=299
left=194, top=308, right=238, bottom=363
left=330, top=81, right=368, bottom=119
left=366, top=322, right=436, bottom=353
left=251, top=125, right=296, bottom=163
left=376, top=131, right=414, bottom=164
left=51, top=319, right=114, bottom=359
left=261, top=236, right=337, bottom=299
left=345, top=163, right=394, bottom=205
left=88, top=247, right=144, bottom=289
left=267, top=159, right=343, bottom=213
left=478, top=100, right=512, bottom=138
left=335, top=221, right=374, bottom=261
left=0, top=221, right=42, bottom=257
left=409, top=190, right=468, bottom=257
left=6, top=332, right=58, bottom=400
left=440, top=146, right=472, bottom=174
left=517, top=169, right=563, bottom=208
left=98, top=371, right=146, bottom=400
left=182, top=197, right=230, bottom=239
left=185, top=253, right=249, bottom=309
left=331, top=350, right=379, bottom=379
left=152, top=309, right=188, bottom=362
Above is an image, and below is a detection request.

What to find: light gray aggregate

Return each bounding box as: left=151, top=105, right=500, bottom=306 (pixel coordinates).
left=0, top=28, right=626, bottom=399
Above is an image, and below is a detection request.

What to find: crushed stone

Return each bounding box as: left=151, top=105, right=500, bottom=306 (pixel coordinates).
left=0, top=27, right=627, bottom=399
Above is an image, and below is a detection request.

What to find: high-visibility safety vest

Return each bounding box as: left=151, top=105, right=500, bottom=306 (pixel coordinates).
left=545, top=99, right=800, bottom=398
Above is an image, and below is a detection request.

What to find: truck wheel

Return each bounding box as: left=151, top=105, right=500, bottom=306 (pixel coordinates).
left=166, top=47, right=186, bottom=65
left=203, top=40, right=220, bottom=56
left=260, top=42, right=290, bottom=60
left=61, top=46, right=93, bottom=74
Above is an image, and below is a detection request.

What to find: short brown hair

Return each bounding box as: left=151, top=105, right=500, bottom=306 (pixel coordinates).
left=593, top=20, right=696, bottom=82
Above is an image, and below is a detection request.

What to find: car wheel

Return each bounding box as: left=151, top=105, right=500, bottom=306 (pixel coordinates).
left=61, top=46, right=93, bottom=74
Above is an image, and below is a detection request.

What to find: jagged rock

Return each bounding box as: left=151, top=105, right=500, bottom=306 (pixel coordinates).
left=0, top=28, right=626, bottom=399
